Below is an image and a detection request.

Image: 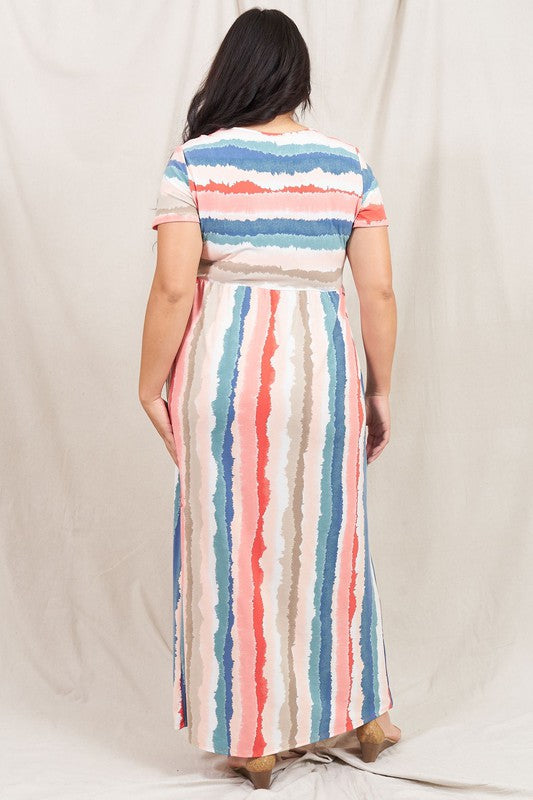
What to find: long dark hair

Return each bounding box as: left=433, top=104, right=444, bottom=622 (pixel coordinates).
left=182, top=8, right=312, bottom=142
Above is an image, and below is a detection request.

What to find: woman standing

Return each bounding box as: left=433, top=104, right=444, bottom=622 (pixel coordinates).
left=139, top=8, right=400, bottom=790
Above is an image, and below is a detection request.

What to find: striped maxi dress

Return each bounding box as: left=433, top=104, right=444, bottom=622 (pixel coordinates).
left=151, top=125, right=394, bottom=758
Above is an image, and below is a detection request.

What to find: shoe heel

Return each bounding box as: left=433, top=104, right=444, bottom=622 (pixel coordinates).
left=359, top=739, right=385, bottom=762
left=236, top=754, right=276, bottom=790
left=356, top=718, right=397, bottom=763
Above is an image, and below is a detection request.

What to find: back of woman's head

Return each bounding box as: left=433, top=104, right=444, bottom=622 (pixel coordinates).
left=183, top=8, right=312, bottom=141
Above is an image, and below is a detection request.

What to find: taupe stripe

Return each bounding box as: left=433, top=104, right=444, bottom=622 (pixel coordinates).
left=181, top=286, right=210, bottom=739
left=185, top=283, right=221, bottom=744
left=156, top=201, right=199, bottom=218
left=276, top=296, right=307, bottom=747
left=198, top=259, right=342, bottom=288
left=288, top=293, right=313, bottom=745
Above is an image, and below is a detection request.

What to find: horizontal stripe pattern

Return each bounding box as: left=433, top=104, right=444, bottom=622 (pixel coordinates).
left=152, top=127, right=389, bottom=290
left=157, top=126, right=393, bottom=757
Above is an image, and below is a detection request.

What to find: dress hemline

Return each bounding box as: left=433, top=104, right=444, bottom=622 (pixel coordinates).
left=175, top=697, right=395, bottom=758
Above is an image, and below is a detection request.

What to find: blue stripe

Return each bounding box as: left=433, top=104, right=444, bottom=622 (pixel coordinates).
left=211, top=286, right=250, bottom=754
left=186, top=141, right=361, bottom=175
left=360, top=162, right=379, bottom=203
left=164, top=158, right=190, bottom=185
left=202, top=216, right=351, bottom=237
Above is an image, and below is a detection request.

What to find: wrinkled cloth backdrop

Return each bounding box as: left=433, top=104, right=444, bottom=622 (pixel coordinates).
left=1, top=1, right=532, bottom=798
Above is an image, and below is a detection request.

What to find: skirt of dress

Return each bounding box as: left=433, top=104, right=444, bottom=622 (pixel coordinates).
left=166, top=276, right=393, bottom=758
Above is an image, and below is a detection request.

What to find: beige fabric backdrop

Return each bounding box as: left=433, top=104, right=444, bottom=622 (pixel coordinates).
left=1, top=1, right=532, bottom=797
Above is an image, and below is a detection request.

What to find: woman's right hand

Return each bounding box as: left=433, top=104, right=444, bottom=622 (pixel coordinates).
left=140, top=395, right=179, bottom=467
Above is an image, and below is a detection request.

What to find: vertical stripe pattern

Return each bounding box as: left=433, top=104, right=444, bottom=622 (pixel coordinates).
left=154, top=126, right=393, bottom=757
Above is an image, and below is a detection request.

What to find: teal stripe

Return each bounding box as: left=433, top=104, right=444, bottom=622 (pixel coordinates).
left=211, top=286, right=248, bottom=753
left=359, top=383, right=380, bottom=720
left=370, top=557, right=382, bottom=703
left=376, top=553, right=394, bottom=708
left=204, top=232, right=347, bottom=250
left=318, top=291, right=346, bottom=738
left=308, top=295, right=338, bottom=740
left=164, top=158, right=190, bottom=187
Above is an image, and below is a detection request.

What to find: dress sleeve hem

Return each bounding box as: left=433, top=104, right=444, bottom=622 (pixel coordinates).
left=352, top=218, right=390, bottom=228
left=152, top=214, right=201, bottom=230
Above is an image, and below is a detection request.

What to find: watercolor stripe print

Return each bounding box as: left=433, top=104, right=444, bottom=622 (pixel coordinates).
left=153, top=125, right=392, bottom=757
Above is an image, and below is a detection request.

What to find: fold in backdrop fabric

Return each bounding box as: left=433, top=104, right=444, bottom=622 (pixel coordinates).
left=1, top=1, right=532, bottom=797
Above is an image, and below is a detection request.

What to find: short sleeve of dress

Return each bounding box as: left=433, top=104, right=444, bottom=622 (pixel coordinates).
left=151, top=144, right=200, bottom=230
left=353, top=149, right=389, bottom=228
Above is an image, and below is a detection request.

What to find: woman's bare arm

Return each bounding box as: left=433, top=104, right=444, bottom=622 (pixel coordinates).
left=346, top=226, right=397, bottom=461
left=138, top=221, right=203, bottom=463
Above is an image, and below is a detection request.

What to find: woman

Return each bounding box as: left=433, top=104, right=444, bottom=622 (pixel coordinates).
left=139, top=8, right=400, bottom=790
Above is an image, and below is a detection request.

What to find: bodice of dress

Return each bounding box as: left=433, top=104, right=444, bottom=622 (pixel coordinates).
left=152, top=126, right=389, bottom=291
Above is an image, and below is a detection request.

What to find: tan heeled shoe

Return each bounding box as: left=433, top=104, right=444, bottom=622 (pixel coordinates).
left=355, top=717, right=401, bottom=762
left=231, top=753, right=277, bottom=789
